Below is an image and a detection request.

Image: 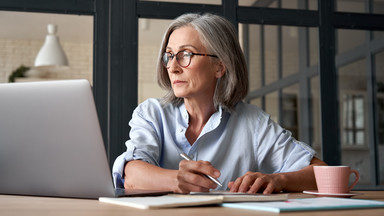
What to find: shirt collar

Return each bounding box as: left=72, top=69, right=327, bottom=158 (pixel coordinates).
left=178, top=102, right=223, bottom=132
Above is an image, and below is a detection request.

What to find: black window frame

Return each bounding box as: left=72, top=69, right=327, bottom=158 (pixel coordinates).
left=2, top=0, right=384, bottom=189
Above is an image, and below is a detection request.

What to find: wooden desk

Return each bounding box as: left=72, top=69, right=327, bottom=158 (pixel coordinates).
left=1, top=191, right=383, bottom=216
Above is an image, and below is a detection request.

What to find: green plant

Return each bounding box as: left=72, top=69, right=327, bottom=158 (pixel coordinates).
left=8, top=65, right=30, bottom=83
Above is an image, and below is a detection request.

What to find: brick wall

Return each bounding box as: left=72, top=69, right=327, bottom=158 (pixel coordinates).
left=138, top=44, right=166, bottom=103
left=0, top=38, right=166, bottom=103
left=0, top=39, right=93, bottom=84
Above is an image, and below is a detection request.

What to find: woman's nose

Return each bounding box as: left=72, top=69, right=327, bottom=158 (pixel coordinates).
left=167, top=57, right=181, bottom=73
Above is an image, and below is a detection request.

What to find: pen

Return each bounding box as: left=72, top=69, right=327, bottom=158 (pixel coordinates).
left=179, top=152, right=223, bottom=187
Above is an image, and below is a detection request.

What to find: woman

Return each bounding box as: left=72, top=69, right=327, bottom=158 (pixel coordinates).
left=112, top=13, right=326, bottom=194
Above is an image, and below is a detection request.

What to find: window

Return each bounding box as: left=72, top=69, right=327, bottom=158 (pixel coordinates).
left=138, top=18, right=169, bottom=103
left=239, top=0, right=318, bottom=10
left=336, top=0, right=384, bottom=14
left=341, top=93, right=366, bottom=146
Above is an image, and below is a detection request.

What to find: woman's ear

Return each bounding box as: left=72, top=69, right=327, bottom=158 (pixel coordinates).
left=215, top=61, right=226, bottom=78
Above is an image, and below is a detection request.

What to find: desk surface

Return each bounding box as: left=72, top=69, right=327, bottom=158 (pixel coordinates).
left=1, top=191, right=384, bottom=216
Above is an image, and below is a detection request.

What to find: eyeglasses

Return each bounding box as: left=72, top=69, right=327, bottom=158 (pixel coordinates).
left=162, top=50, right=218, bottom=68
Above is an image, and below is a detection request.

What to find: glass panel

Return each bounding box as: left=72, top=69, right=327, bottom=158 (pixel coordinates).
left=281, top=0, right=298, bottom=9
left=282, top=26, right=299, bottom=77
left=265, top=25, right=278, bottom=85
left=355, top=97, right=364, bottom=128
left=282, top=84, right=299, bottom=139
left=239, top=0, right=277, bottom=7
left=375, top=51, right=384, bottom=185
left=338, top=58, right=373, bottom=186
left=239, top=0, right=318, bottom=10
left=246, top=24, right=262, bottom=92
left=373, top=30, right=384, bottom=40
left=337, top=29, right=366, bottom=54
left=265, top=91, right=279, bottom=123
left=341, top=94, right=365, bottom=146
left=336, top=0, right=366, bottom=13
left=140, top=0, right=221, bottom=4
left=0, top=11, right=93, bottom=84
left=309, top=28, right=319, bottom=66
left=308, top=0, right=318, bottom=10
left=311, top=76, right=322, bottom=157
left=249, top=97, right=262, bottom=108
left=337, top=0, right=384, bottom=14
left=243, top=24, right=309, bottom=90
left=339, top=59, right=367, bottom=146
left=373, top=0, right=384, bottom=14
left=243, top=24, right=318, bottom=93
left=138, top=18, right=169, bottom=103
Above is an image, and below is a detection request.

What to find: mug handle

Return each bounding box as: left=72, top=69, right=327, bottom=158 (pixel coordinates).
left=348, top=169, right=360, bottom=191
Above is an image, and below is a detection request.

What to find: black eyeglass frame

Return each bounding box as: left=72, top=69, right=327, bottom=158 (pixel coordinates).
left=162, top=50, right=218, bottom=68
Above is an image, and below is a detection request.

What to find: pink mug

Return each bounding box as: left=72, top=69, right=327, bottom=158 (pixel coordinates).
left=313, top=166, right=359, bottom=194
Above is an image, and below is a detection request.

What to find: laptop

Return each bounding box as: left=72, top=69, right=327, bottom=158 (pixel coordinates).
left=0, top=79, right=170, bottom=199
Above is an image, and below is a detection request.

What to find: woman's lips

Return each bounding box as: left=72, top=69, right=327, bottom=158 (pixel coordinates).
left=173, top=80, right=186, bottom=85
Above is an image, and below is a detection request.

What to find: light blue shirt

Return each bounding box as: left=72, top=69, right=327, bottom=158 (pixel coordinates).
left=112, top=98, right=316, bottom=190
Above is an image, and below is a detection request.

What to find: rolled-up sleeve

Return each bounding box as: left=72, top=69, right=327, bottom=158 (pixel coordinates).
left=112, top=152, right=129, bottom=188
left=278, top=137, right=316, bottom=173
left=112, top=99, right=163, bottom=188
left=256, top=115, right=316, bottom=174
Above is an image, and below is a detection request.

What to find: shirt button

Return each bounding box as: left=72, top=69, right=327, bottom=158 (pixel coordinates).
left=180, top=128, right=184, bottom=133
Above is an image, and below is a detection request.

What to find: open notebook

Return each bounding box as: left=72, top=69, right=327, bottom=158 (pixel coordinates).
left=99, top=193, right=289, bottom=209
left=222, top=197, right=384, bottom=213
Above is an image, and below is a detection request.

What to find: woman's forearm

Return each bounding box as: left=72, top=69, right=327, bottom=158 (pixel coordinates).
left=279, top=157, right=327, bottom=192
left=124, top=160, right=178, bottom=191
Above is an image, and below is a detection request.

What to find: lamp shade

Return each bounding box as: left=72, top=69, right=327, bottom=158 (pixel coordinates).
left=34, top=24, right=68, bottom=67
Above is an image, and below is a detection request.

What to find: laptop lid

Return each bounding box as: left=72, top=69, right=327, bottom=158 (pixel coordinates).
left=0, top=79, right=115, bottom=199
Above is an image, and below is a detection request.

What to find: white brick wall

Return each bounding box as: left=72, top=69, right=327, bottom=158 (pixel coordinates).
left=0, top=39, right=93, bottom=84
left=138, top=44, right=166, bottom=103
left=0, top=38, right=166, bottom=103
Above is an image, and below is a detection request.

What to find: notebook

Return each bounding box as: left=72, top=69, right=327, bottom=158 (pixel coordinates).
left=222, top=197, right=384, bottom=213
left=0, top=79, right=170, bottom=199
left=189, top=191, right=288, bottom=202
left=99, top=195, right=224, bottom=209
left=99, top=193, right=288, bottom=209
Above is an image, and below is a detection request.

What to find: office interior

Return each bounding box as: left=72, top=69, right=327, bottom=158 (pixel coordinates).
left=0, top=0, right=383, bottom=190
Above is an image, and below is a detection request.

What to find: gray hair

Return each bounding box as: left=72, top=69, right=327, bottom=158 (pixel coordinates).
left=157, top=13, right=248, bottom=112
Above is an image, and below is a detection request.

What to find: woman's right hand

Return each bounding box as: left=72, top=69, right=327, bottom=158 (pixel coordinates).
left=175, top=159, right=221, bottom=193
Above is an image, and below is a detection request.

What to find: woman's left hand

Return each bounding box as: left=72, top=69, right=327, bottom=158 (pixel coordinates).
left=228, top=157, right=327, bottom=194
left=227, top=171, right=285, bottom=194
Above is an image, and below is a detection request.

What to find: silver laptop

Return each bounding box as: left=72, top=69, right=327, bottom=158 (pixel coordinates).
left=0, top=79, right=116, bottom=199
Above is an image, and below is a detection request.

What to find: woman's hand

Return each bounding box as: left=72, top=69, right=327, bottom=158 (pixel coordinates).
left=123, top=160, right=220, bottom=194
left=228, top=157, right=327, bottom=194
left=228, top=171, right=285, bottom=194
left=175, top=159, right=221, bottom=193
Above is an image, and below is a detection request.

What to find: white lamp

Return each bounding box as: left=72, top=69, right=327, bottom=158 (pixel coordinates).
left=34, top=24, right=68, bottom=67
